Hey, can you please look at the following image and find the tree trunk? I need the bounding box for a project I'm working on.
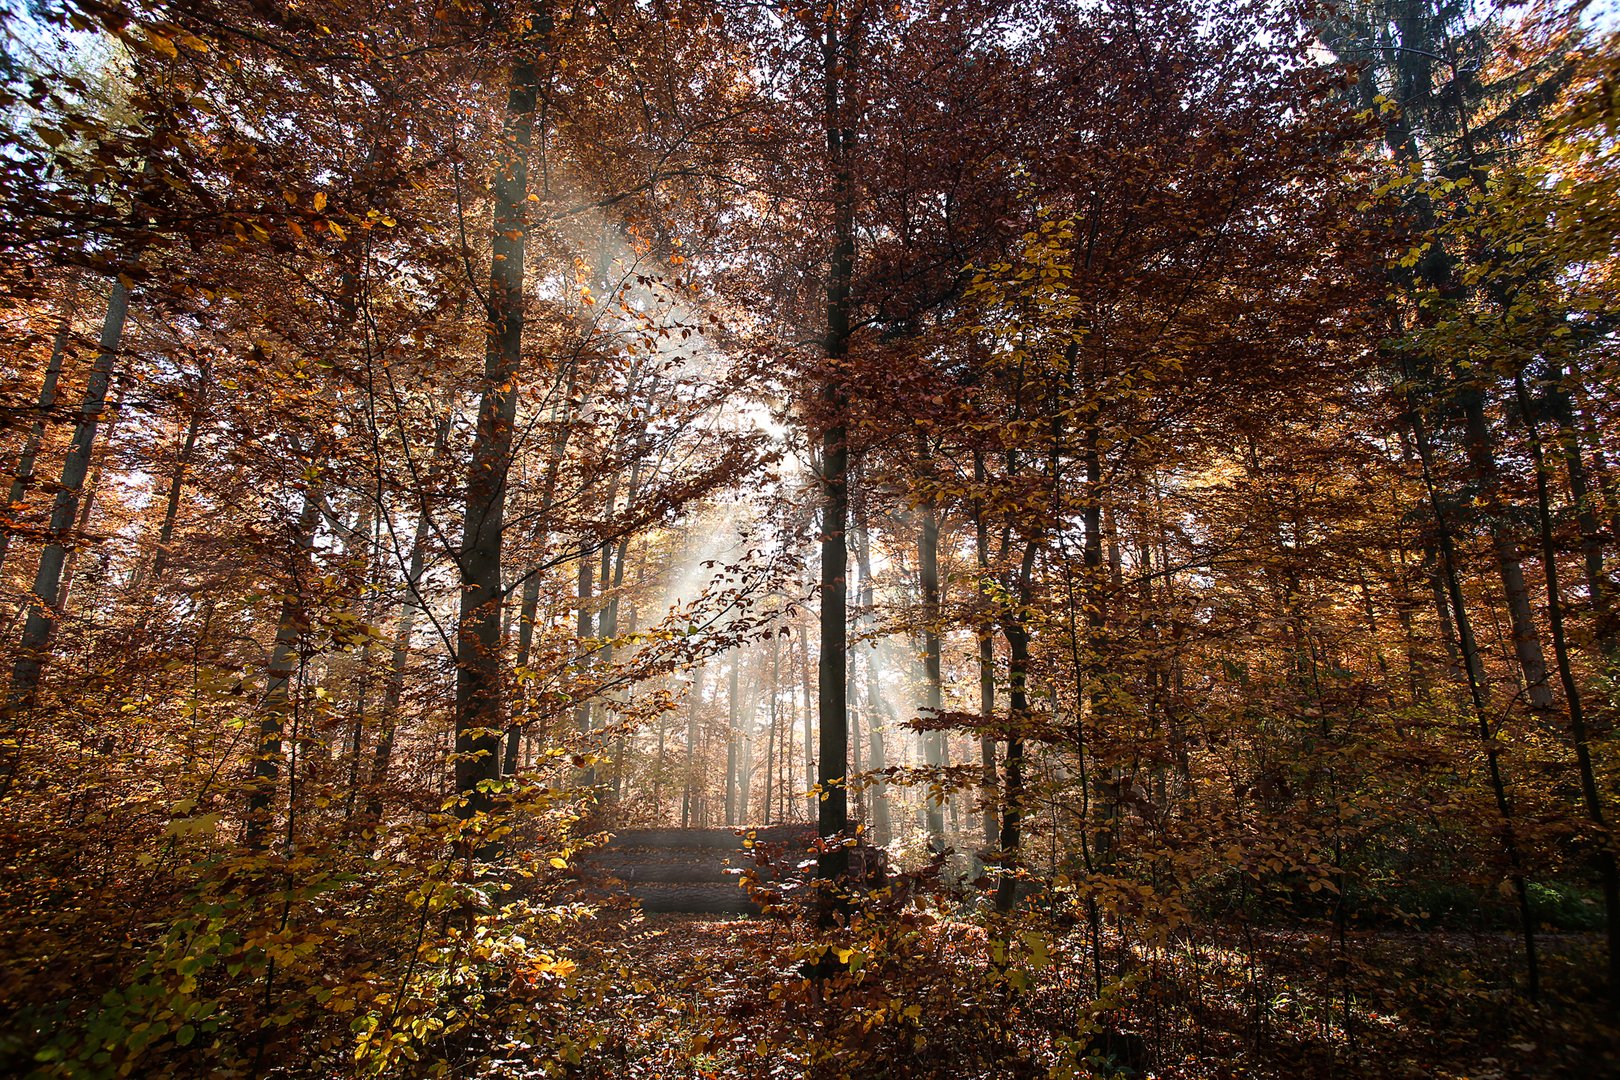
[0,315,71,581]
[854,526,893,847]
[56,381,128,615]
[454,59,539,859]
[682,665,702,828]
[972,450,999,851]
[1459,386,1554,714]
[918,488,946,851]
[246,493,321,850]
[1546,359,1616,659]
[1410,397,1540,1000]
[4,279,128,727]
[144,364,208,589]
[725,652,738,825]
[816,18,854,892]
[995,541,1038,914]
[800,621,815,824]
[1514,371,1618,1011]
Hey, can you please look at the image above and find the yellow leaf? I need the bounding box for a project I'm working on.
[314,191,328,212]
[143,27,179,59]
[328,220,347,241]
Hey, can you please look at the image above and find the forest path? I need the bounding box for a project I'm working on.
[584,825,814,914]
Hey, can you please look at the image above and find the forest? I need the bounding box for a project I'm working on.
[0,0,1618,1075]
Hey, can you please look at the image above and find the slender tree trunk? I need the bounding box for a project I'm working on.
[144,365,208,590]
[454,59,539,858]
[247,494,321,850]
[1546,359,1616,659]
[1459,386,1555,714]
[0,315,71,580]
[995,542,1038,912]
[364,407,451,832]
[995,542,1038,914]
[851,524,892,843]
[800,621,815,824]
[725,652,738,825]
[1514,372,1619,1010]
[972,450,999,851]
[1410,397,1540,1000]
[57,380,127,615]
[918,483,946,850]
[574,542,594,745]
[4,280,128,734]
[682,665,702,828]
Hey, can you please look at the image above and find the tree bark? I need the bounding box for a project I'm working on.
[816,16,854,893]
[995,541,1038,914]
[682,664,702,828]
[454,59,539,859]
[854,522,892,846]
[1514,371,1618,1011]
[0,315,71,581]
[246,493,321,850]
[918,487,946,850]
[1410,397,1540,1000]
[5,279,128,724]
[1459,386,1555,714]
[145,365,208,589]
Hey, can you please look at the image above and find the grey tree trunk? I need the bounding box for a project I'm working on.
[681,665,702,828]
[1459,386,1554,714]
[1546,360,1615,659]
[725,653,738,825]
[454,60,539,858]
[800,622,815,823]
[5,280,128,720]
[56,381,128,615]
[853,522,892,845]
[1514,372,1618,1012]
[144,365,208,588]
[246,493,321,850]
[972,451,999,851]
[1410,397,1540,1000]
[0,315,71,580]
[918,492,946,850]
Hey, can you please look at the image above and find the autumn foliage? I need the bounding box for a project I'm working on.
[0,0,1617,1077]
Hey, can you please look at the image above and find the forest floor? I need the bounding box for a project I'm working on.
[521,910,1620,1080]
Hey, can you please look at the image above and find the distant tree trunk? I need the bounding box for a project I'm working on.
[682,665,702,828]
[454,58,539,859]
[765,634,779,824]
[1458,386,1554,714]
[364,407,451,833]
[972,450,999,851]
[0,315,71,581]
[143,364,208,589]
[246,493,321,850]
[1546,359,1616,659]
[918,485,946,851]
[853,522,892,845]
[800,621,815,823]
[574,542,594,746]
[4,279,128,731]
[995,541,1038,914]
[504,357,580,771]
[725,653,738,825]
